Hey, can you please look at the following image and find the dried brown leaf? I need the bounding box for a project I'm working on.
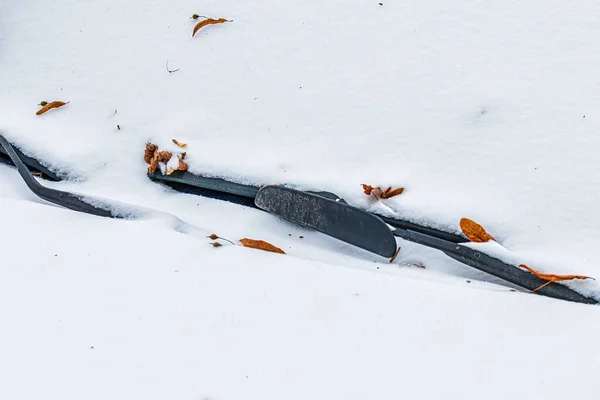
[144,143,158,164]
[380,187,404,199]
[148,153,160,173]
[519,264,594,292]
[239,238,286,254]
[362,184,377,195]
[192,17,232,37]
[211,242,223,247]
[172,139,188,148]
[166,155,188,175]
[459,218,496,243]
[362,184,404,200]
[157,151,172,162]
[178,156,188,171]
[147,150,173,173]
[36,101,69,115]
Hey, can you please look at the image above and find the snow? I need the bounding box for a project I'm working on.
[1,1,600,399]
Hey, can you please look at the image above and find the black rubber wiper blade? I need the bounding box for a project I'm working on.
[0,133,127,218]
[255,185,398,258]
[148,170,259,198]
[380,215,466,243]
[4,134,597,304]
[149,170,469,244]
[0,138,62,181]
[392,228,598,305]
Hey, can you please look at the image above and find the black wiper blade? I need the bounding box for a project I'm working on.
[0,138,62,181]
[148,170,259,198]
[149,170,469,244]
[5,134,596,304]
[392,228,598,305]
[0,133,129,218]
[380,215,466,243]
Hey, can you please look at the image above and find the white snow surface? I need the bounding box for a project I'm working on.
[1,1,600,399]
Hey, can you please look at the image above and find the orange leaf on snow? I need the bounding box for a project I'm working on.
[192,17,232,37]
[172,139,188,148]
[166,154,188,175]
[148,150,173,173]
[36,101,69,115]
[362,184,376,195]
[459,218,496,243]
[362,184,405,200]
[381,186,404,199]
[144,142,188,175]
[519,264,594,283]
[239,238,286,254]
[144,143,158,164]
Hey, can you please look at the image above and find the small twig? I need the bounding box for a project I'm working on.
[206,233,235,245]
[166,60,180,74]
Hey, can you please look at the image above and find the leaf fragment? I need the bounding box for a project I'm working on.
[381,187,404,198]
[144,143,158,164]
[172,139,188,148]
[165,154,188,175]
[211,242,223,247]
[362,184,375,195]
[144,142,189,175]
[148,150,173,173]
[239,238,286,254]
[459,218,496,243]
[36,101,69,116]
[362,184,405,200]
[518,264,594,292]
[192,17,232,37]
